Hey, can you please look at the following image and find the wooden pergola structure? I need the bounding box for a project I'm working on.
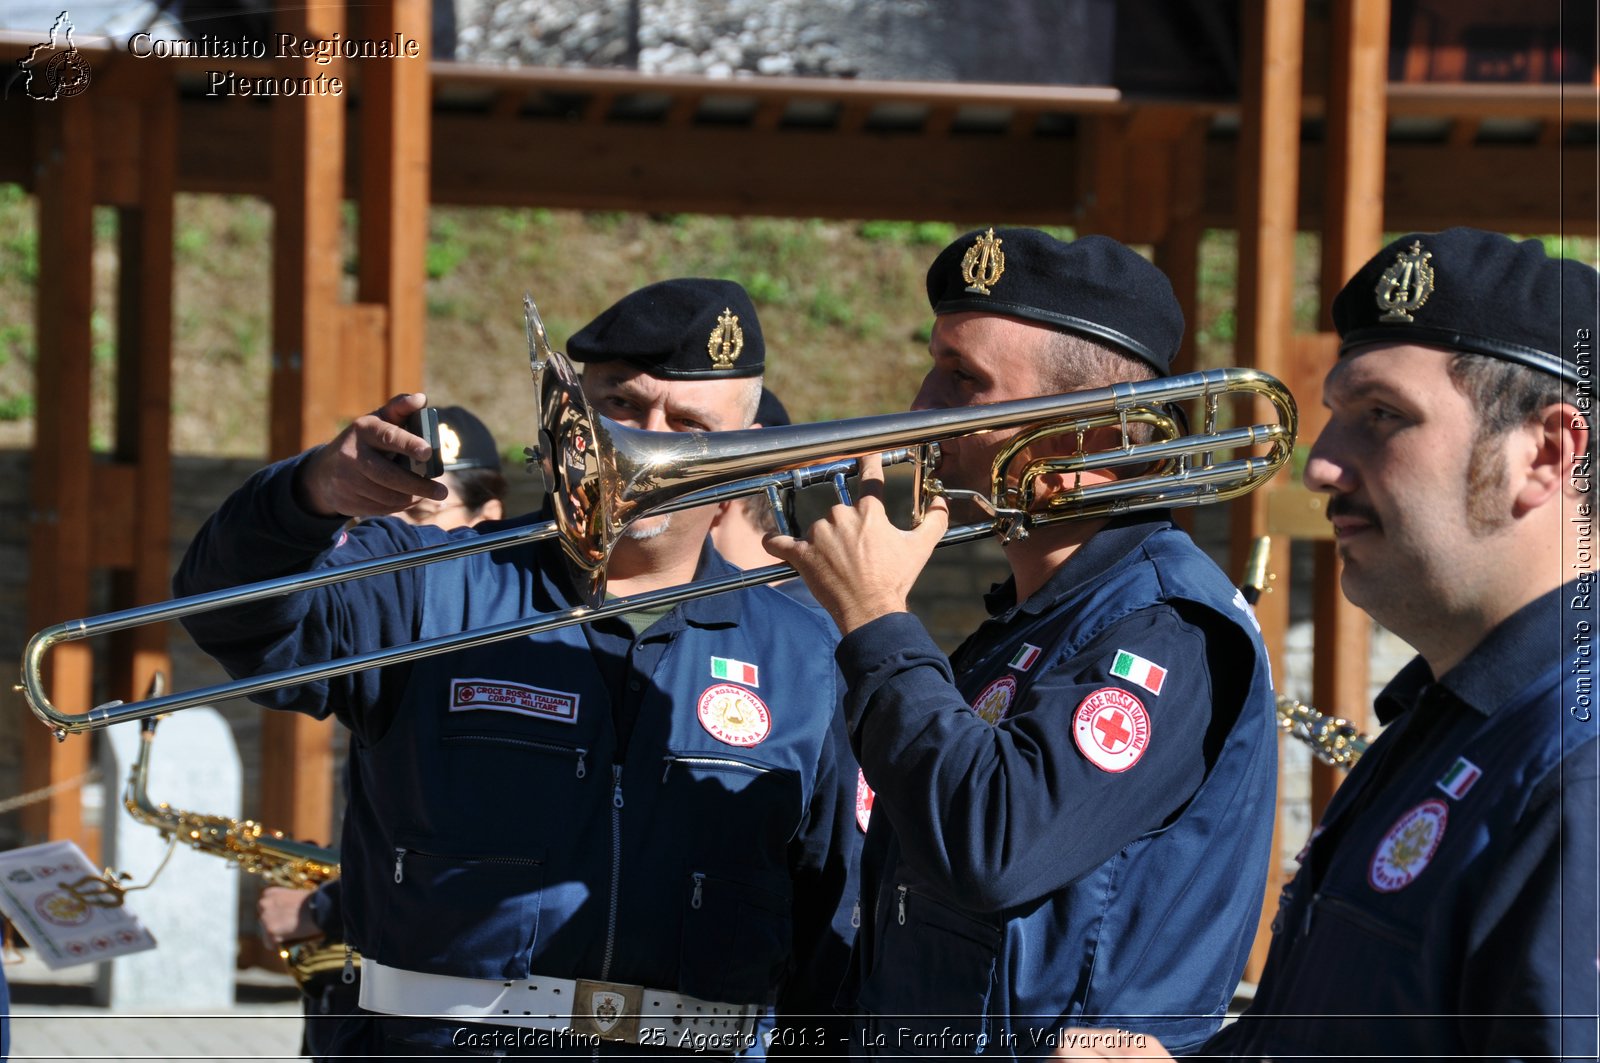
[2,0,1594,973]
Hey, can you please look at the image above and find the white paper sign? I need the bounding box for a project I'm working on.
[0,840,157,969]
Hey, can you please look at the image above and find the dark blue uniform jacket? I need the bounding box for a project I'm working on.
[837,516,1278,1057]
[1208,580,1600,1062]
[175,453,860,1057]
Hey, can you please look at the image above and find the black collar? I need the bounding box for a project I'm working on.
[1374,581,1573,725]
[981,513,1172,621]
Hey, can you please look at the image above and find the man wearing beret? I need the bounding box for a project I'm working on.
[1054,230,1600,1060]
[769,228,1279,1056]
[175,278,860,1058]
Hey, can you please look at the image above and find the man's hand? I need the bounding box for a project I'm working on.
[258,885,321,946]
[295,392,449,518]
[764,453,949,634]
[1050,1029,1171,1060]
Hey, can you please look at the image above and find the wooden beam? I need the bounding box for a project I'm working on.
[24,101,96,854]
[357,0,432,401]
[108,74,177,726]
[264,1,349,846]
[1309,0,1388,822]
[1233,0,1305,985]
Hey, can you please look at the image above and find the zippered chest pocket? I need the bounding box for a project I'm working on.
[376,842,549,982]
[659,753,804,865]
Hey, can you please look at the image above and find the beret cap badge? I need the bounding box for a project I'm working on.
[961,228,1006,295]
[438,422,463,467]
[707,308,745,369]
[1374,240,1435,324]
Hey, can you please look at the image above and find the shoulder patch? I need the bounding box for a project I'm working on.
[1109,649,1167,695]
[697,684,772,747]
[1072,687,1151,773]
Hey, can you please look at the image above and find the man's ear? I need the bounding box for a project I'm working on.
[481,498,505,522]
[1515,403,1588,511]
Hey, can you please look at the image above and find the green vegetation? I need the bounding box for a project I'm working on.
[0,189,1593,459]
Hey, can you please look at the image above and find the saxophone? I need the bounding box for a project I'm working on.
[124,715,355,985]
[1275,694,1370,767]
[1241,537,1375,769]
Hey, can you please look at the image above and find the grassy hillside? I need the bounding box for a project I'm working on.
[0,186,1591,464]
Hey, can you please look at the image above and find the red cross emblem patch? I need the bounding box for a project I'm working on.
[1072,687,1151,773]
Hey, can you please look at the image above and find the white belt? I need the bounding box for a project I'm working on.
[361,960,763,1049]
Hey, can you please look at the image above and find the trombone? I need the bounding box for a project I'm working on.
[23,296,1298,738]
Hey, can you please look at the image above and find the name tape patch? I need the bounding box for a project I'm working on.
[450,679,579,724]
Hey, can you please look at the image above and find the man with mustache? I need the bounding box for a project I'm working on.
[1053,229,1599,1059]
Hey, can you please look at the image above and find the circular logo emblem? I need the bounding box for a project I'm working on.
[856,769,875,833]
[47,50,93,99]
[1369,798,1448,892]
[971,675,1017,725]
[1072,687,1151,773]
[696,684,772,747]
[35,890,90,928]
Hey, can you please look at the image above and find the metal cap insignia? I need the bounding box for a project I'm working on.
[1374,240,1435,323]
[707,308,744,369]
[438,422,462,467]
[960,227,1006,295]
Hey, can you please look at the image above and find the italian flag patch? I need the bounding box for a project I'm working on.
[1435,757,1482,800]
[1009,644,1042,672]
[710,656,759,688]
[1110,650,1167,695]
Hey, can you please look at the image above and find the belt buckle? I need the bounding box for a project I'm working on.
[571,978,644,1043]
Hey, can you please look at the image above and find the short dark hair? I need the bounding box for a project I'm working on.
[451,466,509,514]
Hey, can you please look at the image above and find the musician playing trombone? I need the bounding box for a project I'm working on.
[1053,231,1600,1060]
[768,228,1280,1056]
[175,279,860,1058]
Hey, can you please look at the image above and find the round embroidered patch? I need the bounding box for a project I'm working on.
[1369,798,1448,892]
[697,683,772,747]
[856,769,875,833]
[971,675,1017,724]
[1072,687,1151,773]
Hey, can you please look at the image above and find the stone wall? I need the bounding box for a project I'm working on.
[457,0,1117,84]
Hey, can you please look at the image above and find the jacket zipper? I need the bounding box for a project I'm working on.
[391,844,543,885]
[443,735,588,778]
[600,764,625,979]
[660,754,772,783]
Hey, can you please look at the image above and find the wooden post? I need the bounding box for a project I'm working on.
[1310,0,1389,821]
[109,70,177,741]
[357,0,432,399]
[265,1,350,845]
[24,101,97,854]
[1233,0,1305,983]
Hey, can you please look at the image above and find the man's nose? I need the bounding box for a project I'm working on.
[1302,432,1351,494]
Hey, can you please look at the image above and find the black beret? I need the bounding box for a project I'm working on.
[1334,227,1599,384]
[435,405,500,472]
[925,228,1184,375]
[567,277,764,379]
[754,387,792,428]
